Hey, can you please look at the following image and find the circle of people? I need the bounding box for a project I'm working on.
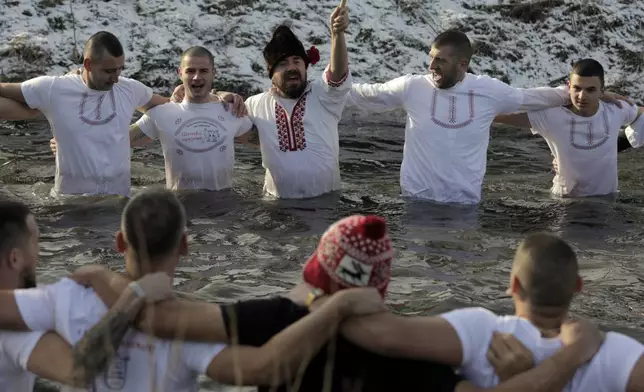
[0,3,643,392]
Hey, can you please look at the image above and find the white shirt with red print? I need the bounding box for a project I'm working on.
[245,65,352,199]
[347,74,571,204]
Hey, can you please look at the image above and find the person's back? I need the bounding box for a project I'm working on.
[16,277,224,392]
[442,307,643,391]
[222,296,462,392]
[135,100,253,191]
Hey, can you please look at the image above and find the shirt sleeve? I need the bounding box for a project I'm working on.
[0,331,47,371]
[439,307,498,367]
[13,284,59,331]
[347,74,410,112]
[620,103,638,126]
[235,116,254,137]
[128,79,154,109]
[599,332,644,391]
[20,76,56,110]
[527,109,553,137]
[315,64,353,118]
[625,114,644,148]
[180,341,227,374]
[482,75,569,114]
[135,112,160,139]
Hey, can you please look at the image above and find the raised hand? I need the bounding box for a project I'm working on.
[330,0,349,35]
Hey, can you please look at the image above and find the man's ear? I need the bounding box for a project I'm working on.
[115,231,127,254]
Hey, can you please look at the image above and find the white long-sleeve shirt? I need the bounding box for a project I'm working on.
[348,73,570,204]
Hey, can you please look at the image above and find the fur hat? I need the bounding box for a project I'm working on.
[302,215,393,298]
[263,25,320,78]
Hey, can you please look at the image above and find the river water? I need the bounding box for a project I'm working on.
[1,110,643,391]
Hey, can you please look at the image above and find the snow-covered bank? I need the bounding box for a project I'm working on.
[1,0,642,102]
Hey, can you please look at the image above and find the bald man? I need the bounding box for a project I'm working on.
[0,31,168,197]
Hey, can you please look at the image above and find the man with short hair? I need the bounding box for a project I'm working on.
[0,189,386,391]
[71,215,605,392]
[346,30,628,204]
[0,200,174,390]
[119,46,255,191]
[0,31,169,197]
[494,58,643,198]
[337,232,644,391]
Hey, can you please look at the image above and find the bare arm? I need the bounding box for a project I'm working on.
[206,288,382,386]
[234,126,260,148]
[26,333,85,388]
[137,93,170,114]
[0,291,30,331]
[129,123,153,147]
[455,344,589,392]
[340,312,464,366]
[627,355,644,392]
[0,96,40,120]
[0,83,27,103]
[70,267,229,342]
[493,113,531,129]
[328,4,349,82]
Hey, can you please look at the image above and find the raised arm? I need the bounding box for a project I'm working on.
[493,113,531,129]
[347,75,409,112]
[205,287,386,386]
[328,1,349,82]
[0,96,40,120]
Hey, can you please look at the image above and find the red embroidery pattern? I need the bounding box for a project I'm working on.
[325,69,349,88]
[275,94,308,152]
[79,91,117,126]
[431,89,475,129]
[569,110,610,150]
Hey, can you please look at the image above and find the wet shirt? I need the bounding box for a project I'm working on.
[136,101,253,191]
[21,74,153,197]
[348,74,570,204]
[221,296,463,392]
[245,65,352,199]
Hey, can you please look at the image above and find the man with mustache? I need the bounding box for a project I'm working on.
[169,2,351,199]
[494,59,644,198]
[346,30,629,205]
[0,31,168,197]
[0,200,175,390]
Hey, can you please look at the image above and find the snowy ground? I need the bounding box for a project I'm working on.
[0,0,643,101]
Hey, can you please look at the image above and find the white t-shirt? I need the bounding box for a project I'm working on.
[348,74,570,204]
[527,102,638,197]
[0,330,46,391]
[136,101,253,191]
[625,112,644,148]
[245,65,352,199]
[14,278,225,392]
[21,75,153,197]
[441,307,644,391]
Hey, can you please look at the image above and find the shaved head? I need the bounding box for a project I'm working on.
[83,31,124,62]
[512,233,579,309]
[180,46,214,68]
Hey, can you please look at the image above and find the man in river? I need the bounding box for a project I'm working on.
[337,232,644,391]
[0,189,387,390]
[493,59,643,198]
[0,31,169,197]
[68,214,606,392]
[172,1,351,199]
[346,29,630,205]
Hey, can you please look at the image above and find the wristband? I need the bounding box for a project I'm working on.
[128,281,146,298]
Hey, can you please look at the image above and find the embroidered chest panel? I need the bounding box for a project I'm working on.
[430,89,475,129]
[569,110,610,150]
[275,94,308,152]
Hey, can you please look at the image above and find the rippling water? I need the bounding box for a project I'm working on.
[2,111,644,391]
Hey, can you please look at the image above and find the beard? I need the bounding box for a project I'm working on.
[277,71,307,99]
[21,270,36,289]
